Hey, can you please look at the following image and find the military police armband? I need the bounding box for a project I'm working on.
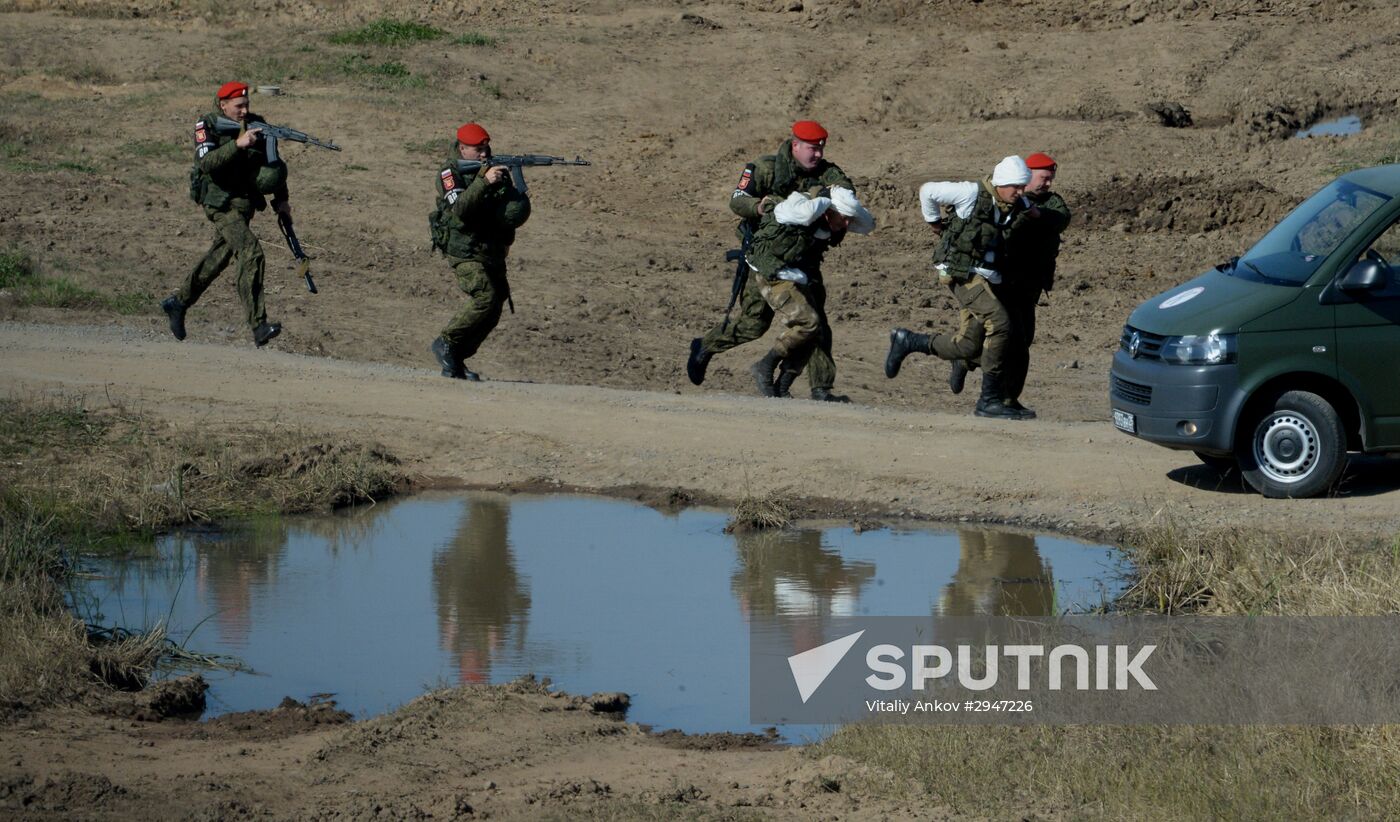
[440,168,464,203]
[194,120,215,158]
[732,163,756,198]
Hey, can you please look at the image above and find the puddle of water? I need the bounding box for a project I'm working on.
[1294,114,1363,138]
[81,491,1129,741]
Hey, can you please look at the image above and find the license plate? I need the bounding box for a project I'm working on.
[1113,409,1136,434]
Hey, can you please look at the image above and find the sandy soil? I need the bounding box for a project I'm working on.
[3,0,1400,817]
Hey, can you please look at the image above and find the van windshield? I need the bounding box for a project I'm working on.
[1234,179,1392,285]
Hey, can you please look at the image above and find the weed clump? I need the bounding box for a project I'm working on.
[724,493,792,534]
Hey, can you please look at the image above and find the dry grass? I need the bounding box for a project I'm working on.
[724,492,793,534]
[0,395,407,716]
[0,395,403,539]
[820,724,1400,819]
[1116,511,1400,616]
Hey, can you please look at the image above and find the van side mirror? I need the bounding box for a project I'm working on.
[1338,259,1387,291]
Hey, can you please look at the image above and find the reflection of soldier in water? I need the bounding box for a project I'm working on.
[193,522,288,647]
[938,529,1055,616]
[732,529,876,653]
[432,497,530,684]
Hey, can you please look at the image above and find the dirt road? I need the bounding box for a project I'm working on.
[5,322,1399,539]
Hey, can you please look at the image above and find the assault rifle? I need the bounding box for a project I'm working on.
[720,221,755,331]
[452,153,590,195]
[276,211,318,294]
[212,116,341,164]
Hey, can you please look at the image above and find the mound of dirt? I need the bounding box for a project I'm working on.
[191,695,353,741]
[1075,175,1295,235]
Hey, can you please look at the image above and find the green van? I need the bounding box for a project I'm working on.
[1109,165,1400,498]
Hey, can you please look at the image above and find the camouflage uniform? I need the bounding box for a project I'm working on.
[431,159,531,370]
[697,140,853,396]
[925,179,1023,379]
[747,210,827,362]
[181,109,288,331]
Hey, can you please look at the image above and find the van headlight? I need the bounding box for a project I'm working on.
[1160,332,1237,365]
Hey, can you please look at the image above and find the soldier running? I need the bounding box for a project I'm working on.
[163,81,289,347]
[688,120,858,401]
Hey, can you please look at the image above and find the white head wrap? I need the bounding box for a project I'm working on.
[991,155,1031,186]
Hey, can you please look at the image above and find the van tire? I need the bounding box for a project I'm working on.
[1237,390,1346,498]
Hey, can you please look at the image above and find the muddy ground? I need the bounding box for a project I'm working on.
[3,0,1400,818]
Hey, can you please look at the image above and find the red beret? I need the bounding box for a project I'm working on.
[1025,152,1057,170]
[791,120,828,144]
[456,122,490,146]
[217,81,249,101]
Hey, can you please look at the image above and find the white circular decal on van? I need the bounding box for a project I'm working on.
[1159,287,1204,309]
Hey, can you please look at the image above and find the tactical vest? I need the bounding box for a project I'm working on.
[188,112,270,211]
[933,184,1014,282]
[428,162,528,264]
[737,143,852,238]
[747,218,824,283]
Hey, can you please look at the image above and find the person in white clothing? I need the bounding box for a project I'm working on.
[884,156,1031,420]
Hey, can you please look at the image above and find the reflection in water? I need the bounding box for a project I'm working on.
[193,523,284,647]
[732,529,876,618]
[433,498,531,684]
[84,492,1128,734]
[938,529,1056,616]
[732,529,876,658]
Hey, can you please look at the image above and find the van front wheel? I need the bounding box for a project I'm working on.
[1237,391,1346,498]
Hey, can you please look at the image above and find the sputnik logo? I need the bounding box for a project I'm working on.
[787,630,864,703]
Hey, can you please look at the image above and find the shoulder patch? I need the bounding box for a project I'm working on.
[194,123,208,144]
[440,168,456,192]
[734,163,756,195]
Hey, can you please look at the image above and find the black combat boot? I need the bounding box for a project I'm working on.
[431,337,465,379]
[884,328,930,378]
[775,367,799,399]
[161,295,187,341]
[460,363,482,382]
[749,349,783,398]
[948,360,969,395]
[686,338,711,386]
[1005,399,1037,420]
[811,388,851,403]
[252,321,282,348]
[974,373,1022,419]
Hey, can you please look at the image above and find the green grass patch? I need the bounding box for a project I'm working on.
[0,247,153,314]
[481,81,503,99]
[335,55,426,89]
[330,19,445,47]
[345,163,369,171]
[451,31,498,47]
[120,139,185,162]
